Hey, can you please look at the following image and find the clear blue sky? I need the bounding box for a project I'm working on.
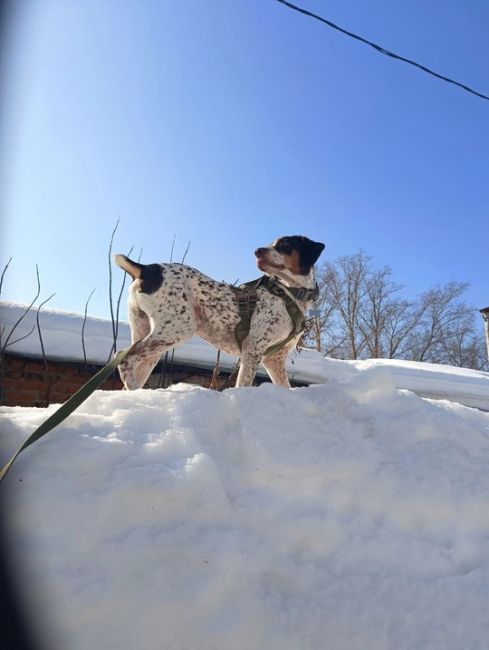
[1,0,488,321]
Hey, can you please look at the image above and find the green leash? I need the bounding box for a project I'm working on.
[0,344,135,484]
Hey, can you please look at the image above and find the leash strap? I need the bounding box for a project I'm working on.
[0,344,136,484]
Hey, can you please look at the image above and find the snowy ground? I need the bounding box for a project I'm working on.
[2,367,489,649]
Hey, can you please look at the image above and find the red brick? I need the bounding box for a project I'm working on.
[23,361,44,373]
[2,354,128,407]
[7,358,25,370]
[12,379,46,392]
[4,392,41,406]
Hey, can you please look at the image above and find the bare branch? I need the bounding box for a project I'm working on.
[112,244,134,355]
[210,350,221,390]
[0,257,13,297]
[1,264,42,352]
[4,325,36,349]
[181,241,191,264]
[0,262,41,405]
[107,220,134,362]
[108,218,120,359]
[81,288,95,368]
[36,289,56,406]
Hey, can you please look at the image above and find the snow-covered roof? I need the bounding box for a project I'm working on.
[1,301,488,411]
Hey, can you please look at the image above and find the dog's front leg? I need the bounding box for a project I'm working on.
[235,351,261,387]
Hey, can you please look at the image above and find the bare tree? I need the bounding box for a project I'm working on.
[481,308,489,363]
[316,252,377,359]
[357,267,405,358]
[315,252,487,371]
[408,282,472,363]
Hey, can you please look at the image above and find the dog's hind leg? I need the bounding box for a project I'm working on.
[119,316,195,390]
[261,346,292,388]
[119,339,165,390]
[120,330,194,389]
[127,303,151,343]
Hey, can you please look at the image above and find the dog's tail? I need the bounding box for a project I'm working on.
[114,254,144,280]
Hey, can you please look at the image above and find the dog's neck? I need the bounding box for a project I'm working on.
[269,267,317,291]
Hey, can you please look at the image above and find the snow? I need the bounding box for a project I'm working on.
[2,301,489,411]
[2,368,489,649]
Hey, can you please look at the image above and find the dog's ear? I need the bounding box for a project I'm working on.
[298,238,325,270]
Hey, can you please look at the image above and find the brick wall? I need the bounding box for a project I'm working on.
[1,354,124,407]
[1,353,303,408]
[0,353,240,408]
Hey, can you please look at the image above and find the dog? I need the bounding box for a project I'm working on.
[115,235,325,389]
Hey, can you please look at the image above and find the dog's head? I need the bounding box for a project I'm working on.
[255,236,325,281]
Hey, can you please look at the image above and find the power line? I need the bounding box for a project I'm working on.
[276,0,489,102]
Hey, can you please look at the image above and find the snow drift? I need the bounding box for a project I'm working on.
[2,368,489,650]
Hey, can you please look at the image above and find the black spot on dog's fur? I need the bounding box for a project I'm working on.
[140,264,164,294]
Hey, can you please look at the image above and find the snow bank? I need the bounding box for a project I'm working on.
[2,371,489,649]
[318,356,489,412]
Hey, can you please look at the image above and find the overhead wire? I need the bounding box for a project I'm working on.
[276,0,489,102]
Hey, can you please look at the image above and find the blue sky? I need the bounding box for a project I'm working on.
[1,0,488,321]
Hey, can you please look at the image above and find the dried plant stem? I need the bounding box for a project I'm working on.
[4,326,36,349]
[35,279,55,406]
[1,265,41,352]
[209,350,221,390]
[181,241,191,264]
[113,245,133,354]
[0,261,41,404]
[0,257,12,296]
[82,288,95,368]
[107,218,120,360]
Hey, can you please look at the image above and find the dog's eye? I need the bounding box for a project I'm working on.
[275,242,292,254]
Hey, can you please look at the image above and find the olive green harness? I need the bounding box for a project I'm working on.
[232,276,319,357]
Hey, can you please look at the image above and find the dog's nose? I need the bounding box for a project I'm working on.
[255,247,267,257]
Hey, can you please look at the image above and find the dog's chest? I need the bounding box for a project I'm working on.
[190,273,292,350]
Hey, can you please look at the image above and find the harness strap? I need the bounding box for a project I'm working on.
[232,276,317,356]
[232,278,263,352]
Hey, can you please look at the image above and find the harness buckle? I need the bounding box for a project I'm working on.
[297,284,319,302]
